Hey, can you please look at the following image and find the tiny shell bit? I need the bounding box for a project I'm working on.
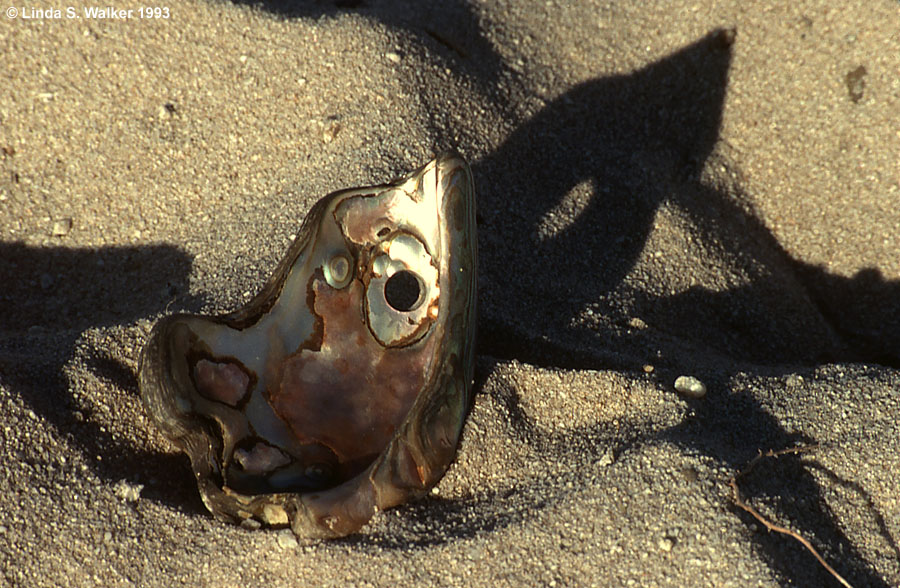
[139,153,477,538]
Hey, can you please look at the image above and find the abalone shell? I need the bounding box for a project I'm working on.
[138,153,476,538]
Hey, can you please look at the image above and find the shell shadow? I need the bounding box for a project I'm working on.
[0,242,208,514]
[471,27,900,371]
[437,29,896,585]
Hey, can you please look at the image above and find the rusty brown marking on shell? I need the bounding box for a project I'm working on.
[138,152,477,538]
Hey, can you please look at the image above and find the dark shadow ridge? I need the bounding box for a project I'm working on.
[797,266,900,368]
[0,242,207,515]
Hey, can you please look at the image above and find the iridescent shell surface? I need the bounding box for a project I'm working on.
[139,153,476,538]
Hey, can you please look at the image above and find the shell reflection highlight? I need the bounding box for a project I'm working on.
[139,153,476,538]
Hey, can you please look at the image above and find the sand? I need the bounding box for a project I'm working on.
[1,0,899,585]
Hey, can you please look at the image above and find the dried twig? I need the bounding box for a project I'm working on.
[729,446,854,588]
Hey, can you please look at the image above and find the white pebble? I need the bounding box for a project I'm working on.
[674,376,706,398]
[276,529,298,550]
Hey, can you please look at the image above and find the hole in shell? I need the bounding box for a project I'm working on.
[376,227,391,238]
[384,270,422,312]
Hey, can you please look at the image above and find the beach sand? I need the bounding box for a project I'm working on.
[1,1,899,585]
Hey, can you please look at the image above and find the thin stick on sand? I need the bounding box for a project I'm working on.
[729,446,854,588]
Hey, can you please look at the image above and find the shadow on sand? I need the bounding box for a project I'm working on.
[0,242,208,513]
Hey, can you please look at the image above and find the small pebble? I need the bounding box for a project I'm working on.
[845,65,867,103]
[681,466,699,483]
[157,103,176,119]
[385,51,401,64]
[51,218,73,236]
[674,375,706,398]
[786,374,804,388]
[275,529,298,550]
[596,448,615,467]
[113,480,144,502]
[658,537,675,552]
[322,121,341,144]
[262,504,289,526]
[628,317,647,330]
